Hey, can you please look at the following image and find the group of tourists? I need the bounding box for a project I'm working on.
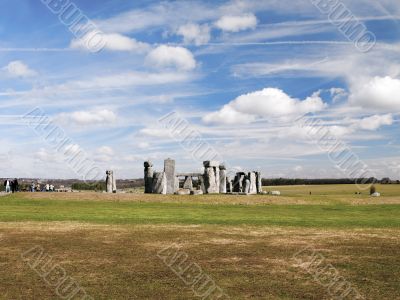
[3,179,19,193]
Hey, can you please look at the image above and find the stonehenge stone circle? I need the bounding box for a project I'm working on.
[143,159,262,195]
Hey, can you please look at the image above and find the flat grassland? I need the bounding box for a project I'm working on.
[0,184,399,299]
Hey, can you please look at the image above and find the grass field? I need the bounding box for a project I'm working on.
[0,184,399,299]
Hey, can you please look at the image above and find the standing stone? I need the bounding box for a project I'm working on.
[204,166,217,193]
[164,159,176,194]
[233,174,240,193]
[238,173,245,192]
[249,172,257,195]
[199,175,206,193]
[203,161,220,194]
[183,176,193,191]
[219,165,227,194]
[152,172,167,194]
[175,177,180,192]
[112,172,117,193]
[256,172,262,194]
[106,170,113,193]
[227,179,233,193]
[215,166,220,193]
[144,161,154,194]
[244,178,251,194]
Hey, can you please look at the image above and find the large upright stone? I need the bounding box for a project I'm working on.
[249,172,257,194]
[183,176,193,191]
[152,172,167,194]
[227,179,233,193]
[199,175,206,193]
[203,161,219,194]
[112,172,117,193]
[144,161,154,194]
[164,158,176,194]
[244,178,251,194]
[256,172,262,194]
[233,173,240,192]
[106,170,113,193]
[233,172,245,192]
[219,165,227,194]
[204,166,217,193]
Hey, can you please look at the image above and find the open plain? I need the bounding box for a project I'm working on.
[0,184,399,299]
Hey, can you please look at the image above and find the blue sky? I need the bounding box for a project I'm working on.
[0,0,400,179]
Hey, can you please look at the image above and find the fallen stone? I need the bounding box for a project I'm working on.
[176,189,191,195]
[190,190,203,195]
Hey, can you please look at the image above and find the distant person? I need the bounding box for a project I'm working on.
[13,179,19,193]
[4,179,10,193]
[50,184,54,192]
[45,184,50,192]
[31,182,35,192]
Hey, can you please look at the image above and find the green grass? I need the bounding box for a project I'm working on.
[1,193,400,228]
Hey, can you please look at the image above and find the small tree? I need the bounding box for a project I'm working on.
[370,185,376,195]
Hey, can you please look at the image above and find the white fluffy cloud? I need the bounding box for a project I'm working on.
[70,32,149,52]
[94,146,115,162]
[177,23,211,45]
[349,76,400,111]
[59,109,117,126]
[203,88,326,124]
[145,45,196,71]
[356,114,393,131]
[215,14,257,32]
[3,61,37,78]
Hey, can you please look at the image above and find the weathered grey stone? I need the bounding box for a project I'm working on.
[176,173,202,177]
[215,167,220,192]
[176,189,191,195]
[239,174,245,192]
[204,167,218,193]
[227,179,233,193]
[144,161,154,194]
[106,170,113,193]
[199,175,206,193]
[233,173,245,193]
[249,172,257,195]
[112,172,117,193]
[219,165,227,194]
[164,158,176,194]
[256,172,262,194]
[183,176,193,191]
[152,172,167,194]
[271,191,281,196]
[144,161,153,168]
[190,190,203,195]
[244,178,251,194]
[203,161,220,168]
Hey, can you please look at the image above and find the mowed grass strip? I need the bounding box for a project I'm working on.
[0,194,399,227]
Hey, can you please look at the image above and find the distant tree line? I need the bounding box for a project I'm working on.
[71,182,106,191]
[260,178,398,186]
